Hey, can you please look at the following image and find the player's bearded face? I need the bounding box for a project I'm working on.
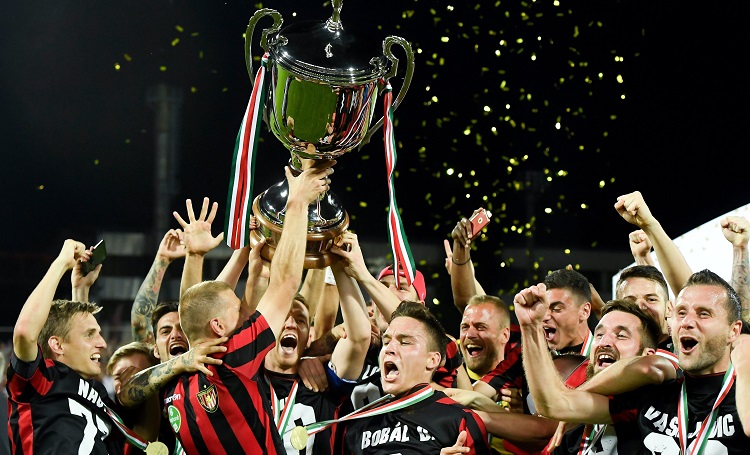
[459,303,506,375]
[672,286,735,374]
[587,310,646,377]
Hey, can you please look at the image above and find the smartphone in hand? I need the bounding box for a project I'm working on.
[81,240,107,276]
[469,208,492,239]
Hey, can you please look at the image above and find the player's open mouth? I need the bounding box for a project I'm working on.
[383,361,399,381]
[680,336,698,353]
[465,344,484,358]
[280,334,298,354]
[169,343,188,356]
[90,353,101,363]
[543,327,556,341]
[596,352,617,368]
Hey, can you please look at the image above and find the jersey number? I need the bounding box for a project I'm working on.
[68,399,110,454]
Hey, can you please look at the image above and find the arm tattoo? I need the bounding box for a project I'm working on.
[731,247,750,319]
[131,258,169,342]
[124,356,181,405]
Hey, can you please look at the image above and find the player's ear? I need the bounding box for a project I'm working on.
[153,343,161,360]
[209,318,226,337]
[48,336,64,356]
[426,351,441,370]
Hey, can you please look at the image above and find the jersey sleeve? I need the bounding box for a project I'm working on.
[480,344,524,391]
[433,338,463,388]
[458,408,492,455]
[7,345,51,401]
[222,310,277,376]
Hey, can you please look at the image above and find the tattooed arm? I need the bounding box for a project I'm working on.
[118,337,227,407]
[722,216,750,319]
[131,229,186,343]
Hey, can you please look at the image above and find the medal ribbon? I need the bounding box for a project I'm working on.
[103,404,149,451]
[577,424,606,455]
[303,384,433,437]
[224,53,269,249]
[382,82,416,286]
[580,330,593,357]
[270,379,300,436]
[677,364,735,455]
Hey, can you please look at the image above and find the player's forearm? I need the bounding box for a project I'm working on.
[330,268,370,380]
[359,275,402,322]
[578,355,675,396]
[450,240,477,313]
[520,323,568,415]
[217,247,250,290]
[268,200,307,291]
[478,411,557,447]
[131,257,169,342]
[119,355,188,407]
[731,244,750,320]
[642,221,692,296]
[72,285,90,303]
[14,259,69,360]
[180,253,204,298]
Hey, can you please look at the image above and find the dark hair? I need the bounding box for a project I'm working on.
[391,301,448,363]
[683,269,742,323]
[151,301,179,334]
[616,265,670,299]
[544,268,592,303]
[601,299,661,350]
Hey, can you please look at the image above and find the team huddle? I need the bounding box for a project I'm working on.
[6,169,750,454]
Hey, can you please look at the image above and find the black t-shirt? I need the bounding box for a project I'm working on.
[610,371,749,454]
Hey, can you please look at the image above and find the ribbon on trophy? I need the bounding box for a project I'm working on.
[382,81,416,286]
[224,53,269,249]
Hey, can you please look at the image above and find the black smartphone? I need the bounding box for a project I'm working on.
[81,240,106,276]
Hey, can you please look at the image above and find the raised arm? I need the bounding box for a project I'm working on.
[71,243,102,303]
[629,229,655,266]
[449,211,486,314]
[14,240,89,362]
[300,267,340,341]
[255,162,333,338]
[328,259,371,380]
[615,191,692,296]
[330,231,401,322]
[721,216,750,319]
[514,283,613,424]
[577,353,676,396]
[731,334,750,436]
[131,229,185,343]
[173,197,225,298]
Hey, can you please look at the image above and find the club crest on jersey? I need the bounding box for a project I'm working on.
[197,383,219,413]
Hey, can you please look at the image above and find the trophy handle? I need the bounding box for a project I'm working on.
[359,36,415,149]
[245,8,283,82]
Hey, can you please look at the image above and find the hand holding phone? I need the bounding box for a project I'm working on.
[469,208,492,239]
[81,240,107,276]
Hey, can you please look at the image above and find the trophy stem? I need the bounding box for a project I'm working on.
[327,0,344,31]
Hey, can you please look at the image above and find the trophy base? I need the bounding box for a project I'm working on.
[249,195,350,269]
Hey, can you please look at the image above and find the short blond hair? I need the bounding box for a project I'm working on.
[39,300,102,359]
[180,281,234,341]
[106,341,157,375]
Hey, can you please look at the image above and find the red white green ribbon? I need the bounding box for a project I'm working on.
[104,404,149,451]
[677,364,735,455]
[577,424,606,455]
[302,384,433,437]
[270,379,300,436]
[224,53,269,249]
[382,82,416,286]
[580,330,593,357]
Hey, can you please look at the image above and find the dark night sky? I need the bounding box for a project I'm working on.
[1,1,749,328]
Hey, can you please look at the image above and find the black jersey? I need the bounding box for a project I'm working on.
[337,388,491,455]
[7,346,124,455]
[610,371,749,454]
[258,364,355,454]
[160,310,283,455]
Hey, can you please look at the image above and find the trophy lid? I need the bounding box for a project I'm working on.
[270,19,388,84]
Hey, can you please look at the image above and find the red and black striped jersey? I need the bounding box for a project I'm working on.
[7,346,124,455]
[160,310,282,455]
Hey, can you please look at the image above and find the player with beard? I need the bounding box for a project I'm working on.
[516,269,750,454]
[336,301,491,455]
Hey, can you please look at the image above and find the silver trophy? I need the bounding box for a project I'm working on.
[244,0,415,268]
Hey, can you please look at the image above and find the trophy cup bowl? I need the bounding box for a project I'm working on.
[245,0,414,268]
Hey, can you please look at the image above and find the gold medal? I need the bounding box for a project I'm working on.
[145,441,169,455]
[290,425,309,450]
